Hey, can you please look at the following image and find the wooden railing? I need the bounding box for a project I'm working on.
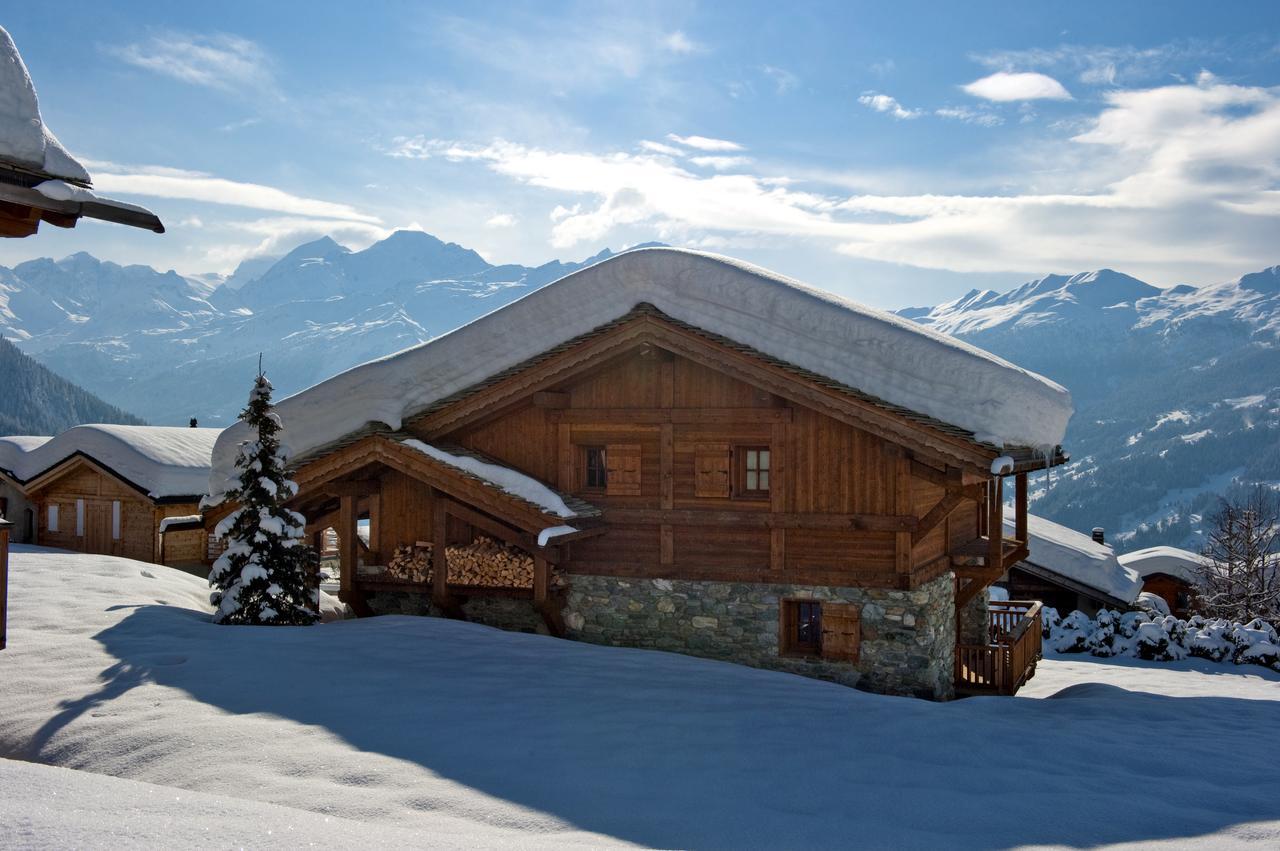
[955,600,1042,696]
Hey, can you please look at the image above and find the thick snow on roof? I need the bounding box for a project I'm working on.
[0,27,90,183]
[1005,509,1143,604]
[3,425,220,498]
[1118,545,1207,583]
[402,439,578,518]
[209,249,1072,500]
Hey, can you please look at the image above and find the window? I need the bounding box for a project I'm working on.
[735,446,771,497]
[111,501,122,540]
[582,446,607,490]
[76,498,85,536]
[781,600,822,656]
[47,504,59,533]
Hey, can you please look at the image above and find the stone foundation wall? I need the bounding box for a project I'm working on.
[957,586,991,645]
[365,590,548,634]
[563,573,956,700]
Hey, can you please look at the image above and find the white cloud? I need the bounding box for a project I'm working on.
[203,217,390,270]
[963,71,1073,102]
[109,31,276,95]
[934,106,1003,126]
[858,92,922,119]
[689,155,753,170]
[970,40,1236,87]
[389,77,1280,283]
[666,133,745,152]
[661,31,700,55]
[89,165,382,223]
[485,212,518,228]
[639,140,684,156]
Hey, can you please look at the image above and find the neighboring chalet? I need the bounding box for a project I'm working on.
[0,26,163,237]
[205,249,1074,699]
[0,435,48,543]
[1118,546,1205,618]
[0,425,219,567]
[996,512,1142,617]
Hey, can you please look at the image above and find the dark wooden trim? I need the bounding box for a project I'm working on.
[913,491,963,546]
[323,479,381,497]
[1015,472,1028,545]
[532,391,570,408]
[603,508,917,532]
[565,559,900,589]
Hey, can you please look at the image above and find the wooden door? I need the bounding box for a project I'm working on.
[83,499,113,555]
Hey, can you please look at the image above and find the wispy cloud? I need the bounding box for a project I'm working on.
[89,163,381,223]
[485,212,518,228]
[666,133,745,151]
[388,74,1280,282]
[963,71,1073,102]
[934,106,1003,126]
[661,30,701,55]
[638,140,684,156]
[108,31,277,95]
[762,65,799,94]
[689,155,753,170]
[970,39,1251,86]
[858,92,922,119]
[204,217,390,269]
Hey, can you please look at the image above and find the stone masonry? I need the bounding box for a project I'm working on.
[563,572,957,700]
[957,586,991,646]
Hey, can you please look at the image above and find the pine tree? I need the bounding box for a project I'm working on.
[209,373,319,625]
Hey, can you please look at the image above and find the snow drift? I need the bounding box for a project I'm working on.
[0,425,220,498]
[209,248,1073,501]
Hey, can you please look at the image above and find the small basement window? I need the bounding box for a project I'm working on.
[735,446,771,498]
[582,446,607,491]
[781,599,822,656]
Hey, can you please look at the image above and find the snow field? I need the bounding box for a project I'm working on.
[1,546,1278,849]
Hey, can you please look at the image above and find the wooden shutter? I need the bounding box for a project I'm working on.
[694,443,731,498]
[821,602,862,663]
[606,443,642,496]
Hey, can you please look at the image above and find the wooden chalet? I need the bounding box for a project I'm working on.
[3,425,219,568]
[206,249,1073,699]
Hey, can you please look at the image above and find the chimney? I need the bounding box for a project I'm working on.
[1091,527,1105,545]
[189,418,198,428]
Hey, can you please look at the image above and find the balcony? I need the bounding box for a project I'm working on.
[955,600,1043,696]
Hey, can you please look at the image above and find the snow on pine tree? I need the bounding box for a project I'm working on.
[209,374,319,625]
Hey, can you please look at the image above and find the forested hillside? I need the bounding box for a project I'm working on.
[0,336,145,434]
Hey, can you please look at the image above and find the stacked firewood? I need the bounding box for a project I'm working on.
[386,543,432,582]
[446,536,535,588]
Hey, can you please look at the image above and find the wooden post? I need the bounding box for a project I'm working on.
[987,475,1004,571]
[431,493,449,607]
[1015,472,1028,545]
[533,555,549,605]
[338,494,358,602]
[1,518,11,650]
[893,450,913,584]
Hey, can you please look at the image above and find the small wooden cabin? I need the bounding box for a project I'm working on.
[1118,546,1203,618]
[206,249,1072,699]
[997,513,1142,617]
[3,425,219,568]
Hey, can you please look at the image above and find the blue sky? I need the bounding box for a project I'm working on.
[4,1,1279,307]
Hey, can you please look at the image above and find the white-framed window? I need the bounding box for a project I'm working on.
[47,504,59,532]
[76,499,85,536]
[111,501,122,540]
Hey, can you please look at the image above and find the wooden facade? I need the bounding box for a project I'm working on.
[23,455,202,567]
[209,306,1059,696]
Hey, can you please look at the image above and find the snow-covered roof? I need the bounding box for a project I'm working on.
[401,439,580,519]
[209,249,1073,500]
[0,26,163,234]
[1005,510,1143,604]
[0,27,88,183]
[4,424,220,499]
[1117,546,1207,584]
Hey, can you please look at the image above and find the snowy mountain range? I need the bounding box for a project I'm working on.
[0,231,655,432]
[899,267,1280,550]
[1,232,1276,549]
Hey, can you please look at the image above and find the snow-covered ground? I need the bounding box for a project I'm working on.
[2,546,1278,849]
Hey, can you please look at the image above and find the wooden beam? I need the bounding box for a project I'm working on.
[338,495,358,603]
[660,524,674,565]
[912,491,963,546]
[660,423,674,510]
[431,491,451,608]
[604,508,917,532]
[551,407,793,424]
[987,476,1004,574]
[894,450,912,580]
[770,528,785,571]
[557,423,573,492]
[533,556,549,605]
[1015,472,1028,547]
[532,391,570,409]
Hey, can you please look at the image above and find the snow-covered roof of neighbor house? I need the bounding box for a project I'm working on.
[1005,509,1143,604]
[1117,546,1207,584]
[209,249,1073,501]
[3,424,220,499]
[0,26,163,234]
